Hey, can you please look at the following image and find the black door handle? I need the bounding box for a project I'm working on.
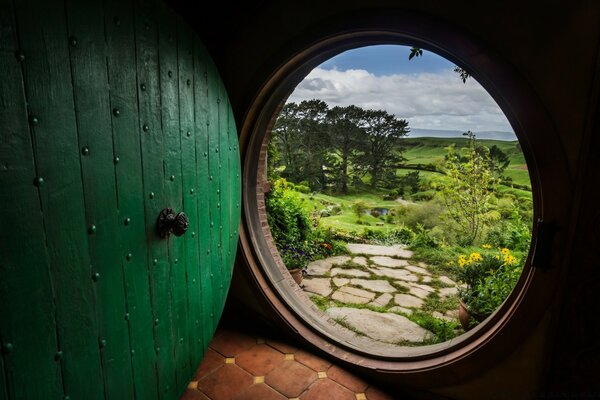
[157,208,189,238]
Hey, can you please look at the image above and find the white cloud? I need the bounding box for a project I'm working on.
[287,67,513,133]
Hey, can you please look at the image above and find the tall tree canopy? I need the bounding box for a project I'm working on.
[270,100,410,191]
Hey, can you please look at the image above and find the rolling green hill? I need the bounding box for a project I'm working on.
[400,137,530,188]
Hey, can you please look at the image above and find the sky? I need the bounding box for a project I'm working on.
[287,45,516,140]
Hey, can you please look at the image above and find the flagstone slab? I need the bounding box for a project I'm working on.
[438,287,459,298]
[369,267,419,281]
[389,306,414,315]
[331,268,370,278]
[394,294,425,308]
[331,286,376,304]
[346,244,413,259]
[302,278,332,297]
[352,256,368,266]
[306,259,333,276]
[408,283,436,293]
[350,279,397,293]
[438,276,458,286]
[405,265,431,275]
[332,278,349,287]
[407,286,433,299]
[432,311,456,322]
[326,307,433,343]
[370,256,409,268]
[305,256,352,276]
[369,293,393,307]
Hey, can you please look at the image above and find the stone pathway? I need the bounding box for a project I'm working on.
[302,243,461,345]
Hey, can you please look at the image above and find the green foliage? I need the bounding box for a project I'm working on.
[266,178,312,249]
[441,132,496,245]
[484,219,532,252]
[351,201,369,220]
[469,261,522,316]
[397,171,421,195]
[411,224,440,249]
[454,247,520,317]
[406,311,461,343]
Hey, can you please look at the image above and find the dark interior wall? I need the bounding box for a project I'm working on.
[169,0,600,397]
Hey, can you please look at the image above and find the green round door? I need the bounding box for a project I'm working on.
[0,0,240,399]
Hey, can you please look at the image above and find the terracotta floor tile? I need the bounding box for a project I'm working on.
[300,379,356,400]
[327,364,369,392]
[265,360,317,398]
[236,343,285,376]
[295,349,332,372]
[210,328,257,357]
[365,386,396,400]
[193,348,225,380]
[179,389,210,400]
[197,364,253,400]
[266,338,299,354]
[233,383,287,400]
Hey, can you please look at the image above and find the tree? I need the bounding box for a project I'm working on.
[355,109,409,188]
[442,132,495,245]
[326,105,365,193]
[488,145,510,177]
[352,201,369,220]
[295,100,330,190]
[272,102,302,182]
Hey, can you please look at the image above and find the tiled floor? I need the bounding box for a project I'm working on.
[181,326,395,400]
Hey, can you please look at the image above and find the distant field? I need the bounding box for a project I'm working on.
[400,137,530,188]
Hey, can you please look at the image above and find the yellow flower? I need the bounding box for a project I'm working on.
[482,244,492,249]
[501,248,510,255]
[458,255,467,267]
[469,252,483,262]
[495,255,500,260]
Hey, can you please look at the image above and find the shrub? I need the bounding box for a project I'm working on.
[411,224,439,249]
[265,179,311,248]
[295,184,311,194]
[455,247,521,317]
[352,201,369,219]
[370,210,380,218]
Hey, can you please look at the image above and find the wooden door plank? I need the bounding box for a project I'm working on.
[65,1,135,397]
[157,6,188,390]
[0,51,63,399]
[176,19,200,378]
[206,56,223,331]
[228,105,241,283]
[192,41,214,349]
[104,1,159,398]
[14,1,105,398]
[218,80,231,316]
[133,1,176,397]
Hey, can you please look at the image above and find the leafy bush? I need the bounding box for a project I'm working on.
[265,179,312,251]
[295,184,311,194]
[399,200,444,230]
[411,224,439,249]
[455,247,521,317]
[469,260,522,315]
[484,219,531,252]
[352,201,369,219]
[370,210,380,218]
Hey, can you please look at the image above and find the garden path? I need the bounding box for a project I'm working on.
[302,243,461,345]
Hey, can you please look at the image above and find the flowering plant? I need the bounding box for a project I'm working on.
[455,247,519,317]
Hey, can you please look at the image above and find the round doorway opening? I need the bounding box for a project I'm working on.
[239,16,568,379]
[259,44,533,350]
